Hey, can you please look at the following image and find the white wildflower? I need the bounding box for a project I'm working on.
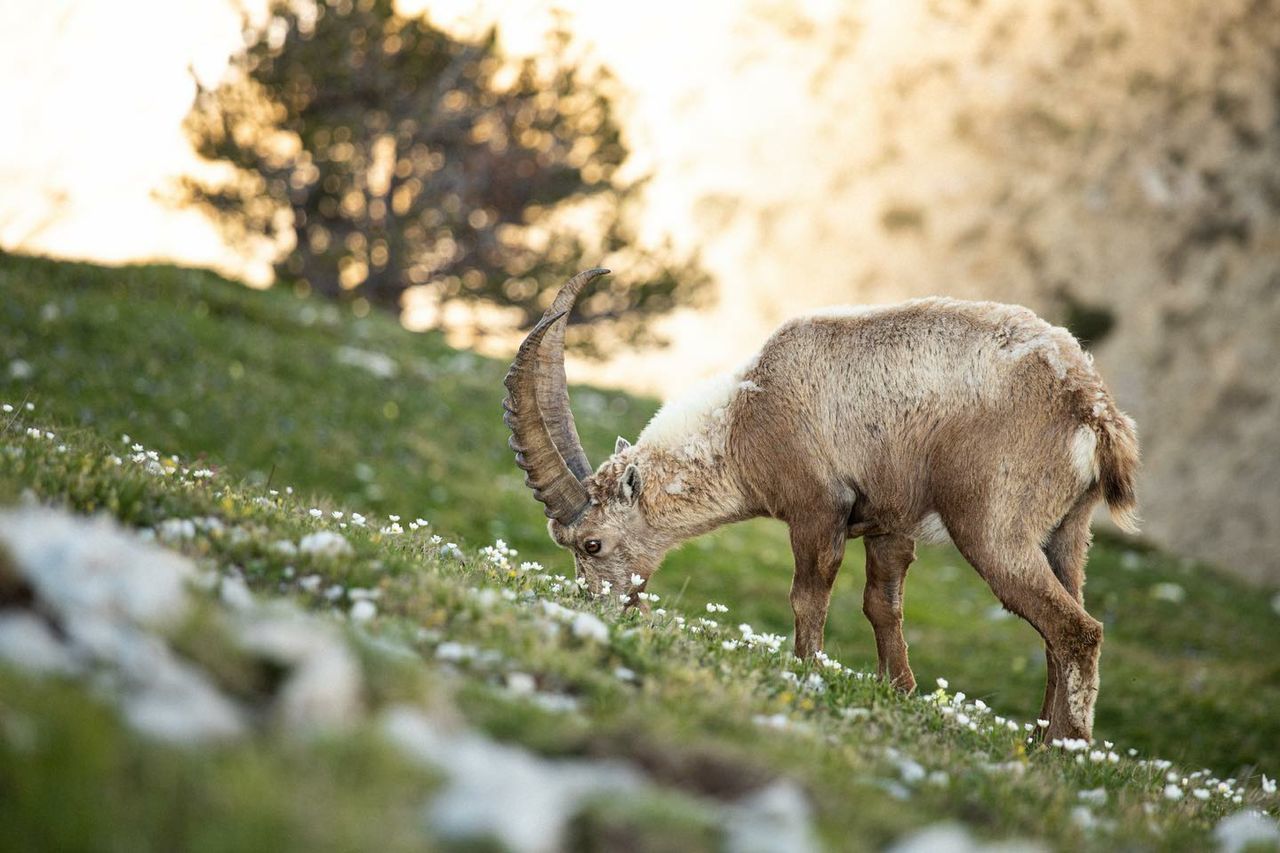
[298,530,353,558]
[569,612,609,643]
[156,518,197,542]
[349,600,376,622]
[505,672,536,695]
[308,508,323,518]
[435,642,478,663]
[1193,788,1211,801]
[753,713,791,731]
[935,677,949,690]
[1263,775,1277,795]
[270,540,298,557]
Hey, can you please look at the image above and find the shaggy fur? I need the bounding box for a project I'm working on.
[539,296,1139,742]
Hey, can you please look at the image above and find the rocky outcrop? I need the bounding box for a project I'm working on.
[589,0,1280,584]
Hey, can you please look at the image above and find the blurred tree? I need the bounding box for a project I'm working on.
[180,0,704,339]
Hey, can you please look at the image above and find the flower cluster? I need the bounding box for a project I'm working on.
[479,539,519,572]
[730,623,787,653]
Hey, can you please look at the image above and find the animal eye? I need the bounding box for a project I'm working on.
[583,539,602,555]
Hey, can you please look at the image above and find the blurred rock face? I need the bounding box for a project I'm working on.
[570,0,1278,583]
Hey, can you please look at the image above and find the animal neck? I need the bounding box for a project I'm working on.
[631,396,752,545]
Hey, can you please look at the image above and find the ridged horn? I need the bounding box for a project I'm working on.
[538,268,609,480]
[503,309,592,525]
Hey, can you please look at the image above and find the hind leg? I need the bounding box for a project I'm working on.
[1037,495,1096,730]
[953,531,1103,741]
[862,533,917,691]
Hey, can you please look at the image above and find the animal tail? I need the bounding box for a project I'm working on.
[1096,406,1140,534]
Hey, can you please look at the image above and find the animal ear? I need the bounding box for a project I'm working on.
[620,463,642,504]
[614,436,631,455]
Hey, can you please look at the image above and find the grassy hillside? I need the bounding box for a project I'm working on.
[1,252,1278,849]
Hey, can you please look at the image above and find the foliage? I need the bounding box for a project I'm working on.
[180,0,705,339]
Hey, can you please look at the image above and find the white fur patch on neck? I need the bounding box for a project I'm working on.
[637,361,753,452]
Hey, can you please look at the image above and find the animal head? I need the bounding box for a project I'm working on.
[502,271,666,602]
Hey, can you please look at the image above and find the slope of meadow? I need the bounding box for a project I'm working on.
[1,253,1278,850]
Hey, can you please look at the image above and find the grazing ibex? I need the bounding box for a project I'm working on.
[504,269,1138,741]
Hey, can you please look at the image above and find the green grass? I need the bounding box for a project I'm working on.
[1,667,437,853]
[2,419,1274,851]
[1,251,1278,848]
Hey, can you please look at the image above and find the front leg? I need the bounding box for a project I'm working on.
[788,514,850,659]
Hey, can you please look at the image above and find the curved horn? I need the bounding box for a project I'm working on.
[503,309,592,525]
[537,268,610,480]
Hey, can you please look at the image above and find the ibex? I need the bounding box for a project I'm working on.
[504,270,1139,741]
